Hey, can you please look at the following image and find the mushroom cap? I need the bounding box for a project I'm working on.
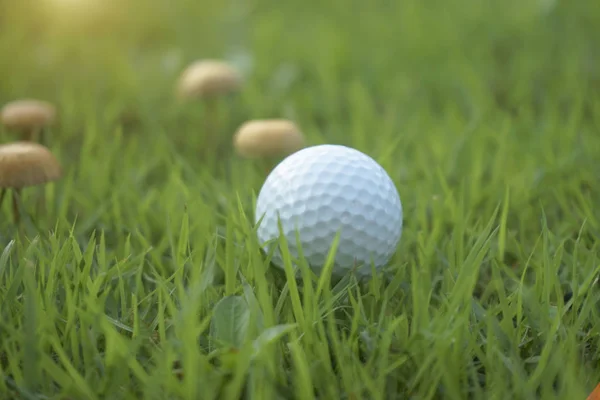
[233,119,306,158]
[0,142,62,188]
[176,60,242,99]
[1,99,57,130]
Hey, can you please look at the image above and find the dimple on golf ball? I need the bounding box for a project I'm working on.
[254,144,403,275]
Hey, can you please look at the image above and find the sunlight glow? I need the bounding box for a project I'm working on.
[43,0,103,12]
[41,0,126,33]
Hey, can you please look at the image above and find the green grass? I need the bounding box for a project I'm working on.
[1,0,600,398]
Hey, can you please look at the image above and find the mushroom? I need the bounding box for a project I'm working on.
[1,99,57,144]
[176,60,242,100]
[0,142,62,224]
[233,119,305,159]
[175,60,243,144]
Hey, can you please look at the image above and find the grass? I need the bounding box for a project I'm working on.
[0,0,600,398]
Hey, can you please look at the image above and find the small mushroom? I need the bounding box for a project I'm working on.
[176,60,242,100]
[233,119,306,158]
[176,60,243,146]
[0,142,62,224]
[1,99,57,144]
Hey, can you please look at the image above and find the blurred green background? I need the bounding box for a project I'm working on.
[3,0,598,117]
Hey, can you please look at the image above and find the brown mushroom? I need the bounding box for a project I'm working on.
[1,99,56,144]
[176,60,242,100]
[175,60,243,146]
[233,119,305,158]
[0,142,62,223]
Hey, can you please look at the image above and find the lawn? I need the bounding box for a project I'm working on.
[1,0,600,399]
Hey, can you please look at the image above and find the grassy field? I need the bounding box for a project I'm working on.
[1,0,600,399]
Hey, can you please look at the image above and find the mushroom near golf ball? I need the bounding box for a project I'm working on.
[1,99,56,142]
[234,119,306,158]
[255,144,403,276]
[0,141,62,223]
[176,60,242,100]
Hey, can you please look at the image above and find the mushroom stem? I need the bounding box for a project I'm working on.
[204,100,219,144]
[260,159,272,175]
[36,184,47,217]
[38,128,46,146]
[12,188,21,224]
[23,130,34,142]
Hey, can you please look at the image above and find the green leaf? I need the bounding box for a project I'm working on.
[210,295,251,350]
[252,323,297,358]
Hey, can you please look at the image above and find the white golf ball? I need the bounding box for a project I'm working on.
[255,144,403,276]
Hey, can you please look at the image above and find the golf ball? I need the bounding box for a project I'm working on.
[255,144,403,276]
